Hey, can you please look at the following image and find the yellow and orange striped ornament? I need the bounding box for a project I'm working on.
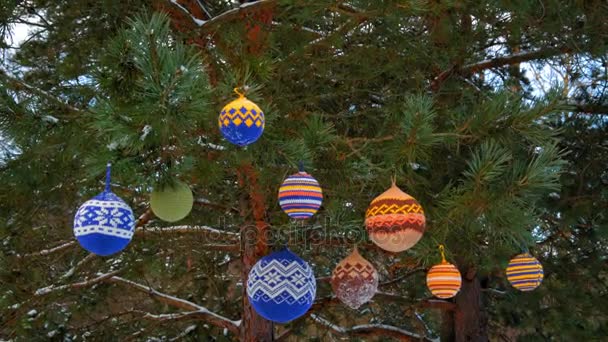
[365,179,426,253]
[426,245,462,299]
[506,253,543,291]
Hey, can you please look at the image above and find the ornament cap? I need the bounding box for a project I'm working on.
[438,244,447,263]
[234,87,245,98]
[104,162,112,192]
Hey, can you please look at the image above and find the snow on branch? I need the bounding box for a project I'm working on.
[310,314,438,341]
[197,0,276,30]
[136,225,240,239]
[169,0,206,26]
[19,241,76,257]
[35,273,240,334]
[60,253,96,279]
[109,276,241,334]
[0,67,83,114]
[35,271,121,296]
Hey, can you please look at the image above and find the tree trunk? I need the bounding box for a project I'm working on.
[442,267,489,342]
[238,163,273,342]
[240,225,273,341]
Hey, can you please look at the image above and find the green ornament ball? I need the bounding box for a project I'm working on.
[150,181,194,222]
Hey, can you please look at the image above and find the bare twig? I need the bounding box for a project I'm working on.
[109,276,241,334]
[431,46,574,91]
[310,314,437,341]
[60,253,96,279]
[35,271,121,296]
[0,67,83,114]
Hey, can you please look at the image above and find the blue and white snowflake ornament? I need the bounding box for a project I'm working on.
[246,248,316,323]
[73,164,135,256]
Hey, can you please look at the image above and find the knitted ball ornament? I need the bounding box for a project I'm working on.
[218,88,264,146]
[73,164,135,256]
[246,248,316,323]
[150,181,193,222]
[506,253,544,291]
[426,246,461,299]
[331,247,378,309]
[365,180,426,253]
[278,167,323,219]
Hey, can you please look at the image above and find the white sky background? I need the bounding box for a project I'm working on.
[3,23,30,59]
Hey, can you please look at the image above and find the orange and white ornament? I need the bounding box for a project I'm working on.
[426,245,462,299]
[365,179,426,252]
[331,247,379,309]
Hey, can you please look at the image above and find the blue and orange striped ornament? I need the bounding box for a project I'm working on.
[278,165,323,220]
[506,253,544,291]
[218,88,265,146]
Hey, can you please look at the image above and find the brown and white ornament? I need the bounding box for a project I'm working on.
[331,247,379,309]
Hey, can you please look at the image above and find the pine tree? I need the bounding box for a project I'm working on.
[1,1,607,341]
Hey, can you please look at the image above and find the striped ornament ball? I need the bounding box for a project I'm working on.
[506,253,544,291]
[426,262,462,299]
[365,181,426,252]
[278,171,323,219]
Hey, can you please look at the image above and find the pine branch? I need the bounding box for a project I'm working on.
[198,0,276,31]
[35,273,241,334]
[109,276,241,334]
[310,314,437,341]
[168,0,206,26]
[569,102,608,115]
[170,324,197,341]
[20,221,240,258]
[194,0,212,19]
[34,270,121,296]
[0,67,83,114]
[431,46,574,91]
[380,267,425,286]
[19,241,77,257]
[137,225,240,239]
[60,253,96,279]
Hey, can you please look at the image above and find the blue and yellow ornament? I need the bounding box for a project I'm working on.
[218,87,265,146]
[506,253,544,291]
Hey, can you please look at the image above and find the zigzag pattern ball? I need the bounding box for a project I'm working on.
[278,171,323,219]
[219,96,264,146]
[506,253,544,291]
[365,182,426,252]
[426,262,462,299]
[331,247,378,309]
[73,191,135,256]
[247,248,316,323]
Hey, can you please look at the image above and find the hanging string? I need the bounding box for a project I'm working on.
[233,87,245,98]
[512,234,530,254]
[438,244,447,263]
[298,160,305,172]
[105,162,112,192]
[390,173,397,187]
